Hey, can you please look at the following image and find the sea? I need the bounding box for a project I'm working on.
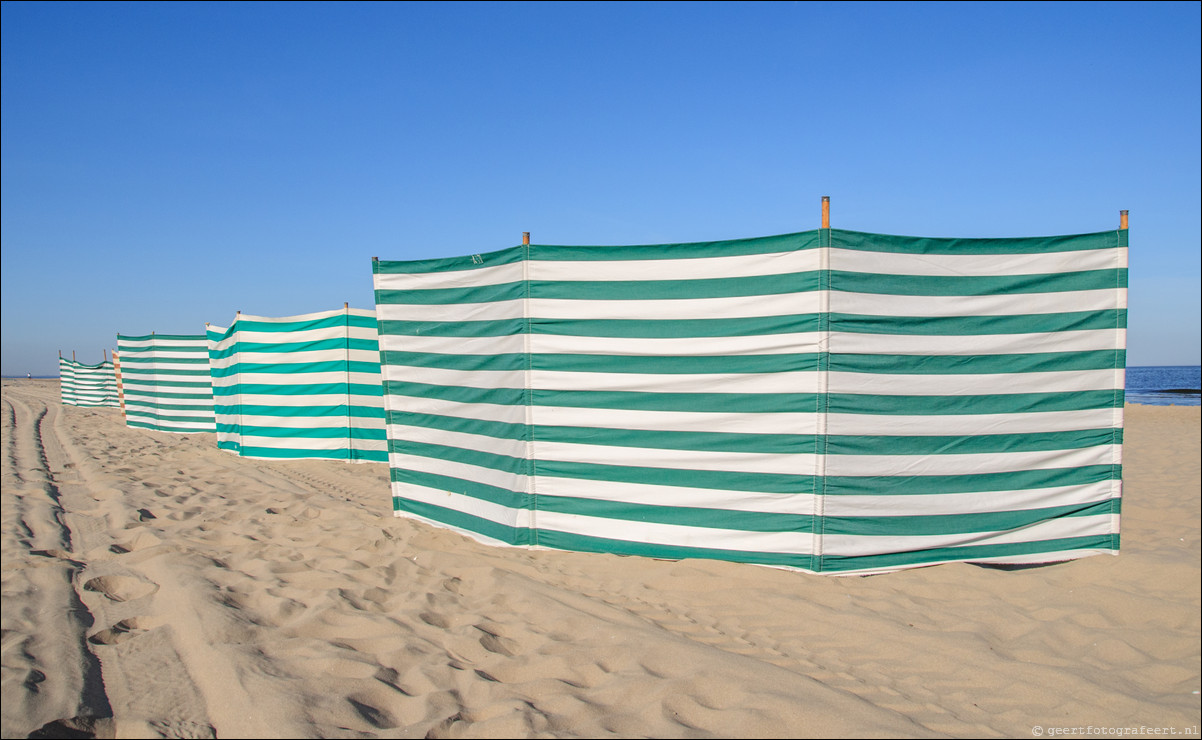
[1126,366,1202,406]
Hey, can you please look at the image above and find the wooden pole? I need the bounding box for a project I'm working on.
[73,350,76,361]
[1120,210,1128,230]
[522,232,530,246]
[821,196,830,229]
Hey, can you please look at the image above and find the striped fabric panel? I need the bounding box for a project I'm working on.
[59,357,120,407]
[206,308,387,462]
[817,228,1125,573]
[373,228,1126,575]
[116,334,216,433]
[375,232,825,568]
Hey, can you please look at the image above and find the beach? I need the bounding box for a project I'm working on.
[2,377,1198,738]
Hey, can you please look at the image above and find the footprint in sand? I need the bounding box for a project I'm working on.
[83,574,158,602]
[109,530,162,554]
[87,616,164,646]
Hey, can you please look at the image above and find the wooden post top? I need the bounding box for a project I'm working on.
[821,196,830,229]
[1120,210,1129,230]
[522,232,530,246]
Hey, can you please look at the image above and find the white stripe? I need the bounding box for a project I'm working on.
[382,365,526,389]
[389,452,528,498]
[212,393,377,407]
[392,482,531,529]
[390,397,528,425]
[388,423,527,461]
[830,328,1124,355]
[210,370,383,386]
[383,334,526,357]
[375,299,525,323]
[537,510,815,555]
[829,288,1127,316]
[825,407,1119,436]
[827,369,1122,395]
[214,326,358,344]
[538,439,815,476]
[218,413,362,429]
[830,247,1126,277]
[530,249,822,282]
[528,293,821,321]
[825,444,1118,477]
[535,406,820,436]
[821,481,1116,518]
[532,369,818,395]
[208,348,366,367]
[375,260,526,291]
[530,332,824,356]
[536,475,816,514]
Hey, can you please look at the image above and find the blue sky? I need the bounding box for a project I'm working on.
[3,1,1199,376]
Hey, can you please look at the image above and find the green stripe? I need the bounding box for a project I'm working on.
[210,314,378,333]
[220,425,387,440]
[823,499,1113,537]
[208,337,378,359]
[376,281,525,305]
[533,389,820,413]
[530,231,822,261]
[535,528,814,570]
[536,353,820,374]
[831,309,1126,336]
[388,439,529,476]
[540,424,815,455]
[391,498,534,546]
[818,534,1118,573]
[214,403,384,418]
[124,401,216,413]
[824,465,1119,496]
[120,379,214,389]
[377,318,526,338]
[537,459,813,495]
[210,359,383,377]
[531,313,821,338]
[537,495,815,533]
[383,380,527,407]
[381,351,527,372]
[375,246,524,274]
[829,269,1126,296]
[391,468,529,510]
[211,382,382,396]
[830,350,1125,374]
[233,446,387,462]
[830,228,1119,255]
[388,410,810,454]
[827,428,1120,456]
[531,272,822,301]
[387,411,527,441]
[826,390,1121,415]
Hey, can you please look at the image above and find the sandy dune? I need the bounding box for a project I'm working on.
[2,378,1198,738]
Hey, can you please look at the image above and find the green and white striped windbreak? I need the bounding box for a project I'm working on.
[59,356,120,407]
[373,227,1126,574]
[206,307,387,461]
[116,333,216,433]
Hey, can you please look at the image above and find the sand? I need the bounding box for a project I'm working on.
[2,377,1198,739]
